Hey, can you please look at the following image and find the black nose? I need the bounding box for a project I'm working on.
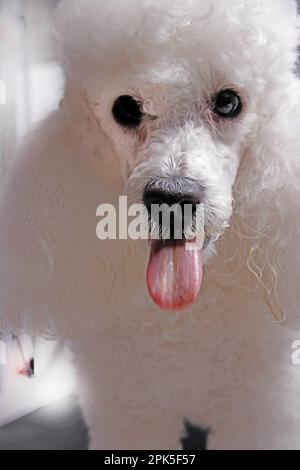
[143,177,202,212]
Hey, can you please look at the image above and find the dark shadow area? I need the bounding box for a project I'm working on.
[0,393,89,450]
[181,420,210,450]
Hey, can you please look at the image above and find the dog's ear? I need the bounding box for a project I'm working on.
[233,75,300,321]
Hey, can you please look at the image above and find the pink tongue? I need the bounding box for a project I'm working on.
[146,241,203,311]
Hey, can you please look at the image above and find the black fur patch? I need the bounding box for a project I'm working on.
[181,420,210,450]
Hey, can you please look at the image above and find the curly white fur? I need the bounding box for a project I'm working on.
[0,0,300,449]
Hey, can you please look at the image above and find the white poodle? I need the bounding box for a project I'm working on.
[0,0,300,450]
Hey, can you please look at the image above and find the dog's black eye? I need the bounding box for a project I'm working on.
[213,89,242,118]
[112,95,143,129]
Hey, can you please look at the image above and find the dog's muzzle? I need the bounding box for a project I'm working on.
[143,177,203,238]
[143,176,203,210]
[143,177,204,312]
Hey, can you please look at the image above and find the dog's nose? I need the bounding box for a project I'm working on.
[143,177,202,212]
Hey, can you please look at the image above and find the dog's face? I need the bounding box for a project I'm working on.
[87,60,259,309]
[95,68,249,255]
[56,0,298,310]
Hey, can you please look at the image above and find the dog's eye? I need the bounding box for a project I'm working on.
[213,89,242,118]
[112,95,143,129]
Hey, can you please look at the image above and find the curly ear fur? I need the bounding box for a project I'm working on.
[233,73,300,321]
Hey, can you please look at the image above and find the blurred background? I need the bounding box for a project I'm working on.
[0,0,63,176]
[0,0,88,450]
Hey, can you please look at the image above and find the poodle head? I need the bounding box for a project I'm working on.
[55,0,300,311]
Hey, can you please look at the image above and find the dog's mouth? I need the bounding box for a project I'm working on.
[146,237,203,311]
[141,176,208,311]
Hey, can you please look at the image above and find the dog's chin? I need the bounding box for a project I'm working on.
[146,237,204,312]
